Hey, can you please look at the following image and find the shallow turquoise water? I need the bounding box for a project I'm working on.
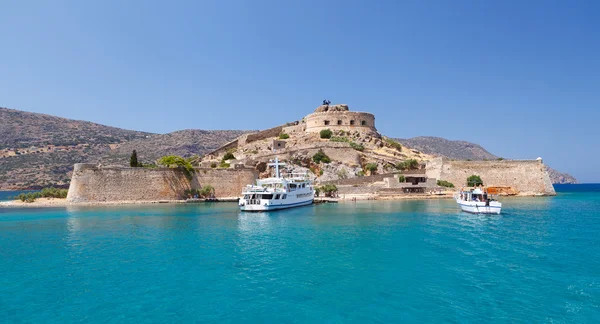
[1,189,599,322]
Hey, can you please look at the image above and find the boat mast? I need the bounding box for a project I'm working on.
[268,156,286,178]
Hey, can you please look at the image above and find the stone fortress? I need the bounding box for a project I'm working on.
[67,102,556,202]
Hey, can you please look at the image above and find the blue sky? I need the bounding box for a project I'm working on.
[1,0,598,182]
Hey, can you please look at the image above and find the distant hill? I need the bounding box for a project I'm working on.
[101,129,253,166]
[0,107,250,190]
[0,107,152,148]
[396,136,497,161]
[396,136,577,184]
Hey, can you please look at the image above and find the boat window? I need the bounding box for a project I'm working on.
[324,120,330,126]
[274,194,280,199]
[282,194,287,199]
[337,120,342,125]
[350,120,355,125]
[262,194,273,200]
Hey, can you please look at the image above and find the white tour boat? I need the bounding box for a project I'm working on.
[239,157,314,212]
[455,188,502,214]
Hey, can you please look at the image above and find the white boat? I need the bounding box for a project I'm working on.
[239,157,314,211]
[455,188,502,214]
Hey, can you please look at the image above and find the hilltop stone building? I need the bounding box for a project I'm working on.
[282,104,377,136]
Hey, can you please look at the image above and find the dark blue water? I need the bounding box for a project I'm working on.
[1,186,599,323]
[0,190,35,201]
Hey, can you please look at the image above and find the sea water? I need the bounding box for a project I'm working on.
[1,185,599,323]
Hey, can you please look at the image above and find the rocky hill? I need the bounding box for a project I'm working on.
[0,107,250,190]
[396,136,497,161]
[396,136,577,184]
[0,107,152,148]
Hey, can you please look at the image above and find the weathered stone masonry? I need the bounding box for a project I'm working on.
[67,163,258,202]
[426,158,556,195]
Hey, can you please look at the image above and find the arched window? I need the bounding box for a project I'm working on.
[361,120,367,126]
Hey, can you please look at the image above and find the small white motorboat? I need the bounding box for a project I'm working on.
[455,188,502,214]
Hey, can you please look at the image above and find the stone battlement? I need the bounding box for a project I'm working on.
[304,110,376,135]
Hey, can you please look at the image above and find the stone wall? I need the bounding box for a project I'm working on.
[426,157,556,195]
[194,167,258,198]
[239,125,284,146]
[304,111,376,135]
[67,164,258,202]
[281,124,305,135]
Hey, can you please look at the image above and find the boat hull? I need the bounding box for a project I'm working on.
[240,199,313,212]
[457,200,502,214]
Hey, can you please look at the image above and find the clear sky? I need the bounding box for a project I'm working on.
[1,1,598,182]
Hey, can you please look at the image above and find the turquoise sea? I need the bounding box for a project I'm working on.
[1,185,599,323]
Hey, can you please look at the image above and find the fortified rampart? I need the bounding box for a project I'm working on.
[67,164,257,202]
[426,158,556,196]
[304,111,376,135]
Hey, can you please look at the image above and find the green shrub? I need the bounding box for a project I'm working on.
[350,142,364,151]
[219,161,230,168]
[279,133,290,139]
[319,169,324,176]
[365,163,378,172]
[199,185,215,198]
[467,175,483,187]
[320,184,338,197]
[398,175,405,183]
[314,187,321,197]
[437,180,455,188]
[320,129,332,139]
[223,152,235,161]
[158,155,195,180]
[330,136,349,142]
[40,187,68,198]
[210,162,217,168]
[313,149,331,164]
[396,159,419,170]
[385,138,402,151]
[357,171,365,177]
[497,157,504,161]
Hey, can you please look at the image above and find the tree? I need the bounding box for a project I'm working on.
[467,175,483,187]
[158,155,195,180]
[398,175,405,183]
[365,163,378,172]
[130,150,139,167]
[223,152,235,161]
[279,133,290,139]
[320,184,338,197]
[320,129,332,139]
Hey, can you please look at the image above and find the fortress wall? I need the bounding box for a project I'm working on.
[426,158,556,195]
[239,125,284,146]
[304,111,376,134]
[67,164,258,202]
[193,168,258,198]
[281,124,305,134]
